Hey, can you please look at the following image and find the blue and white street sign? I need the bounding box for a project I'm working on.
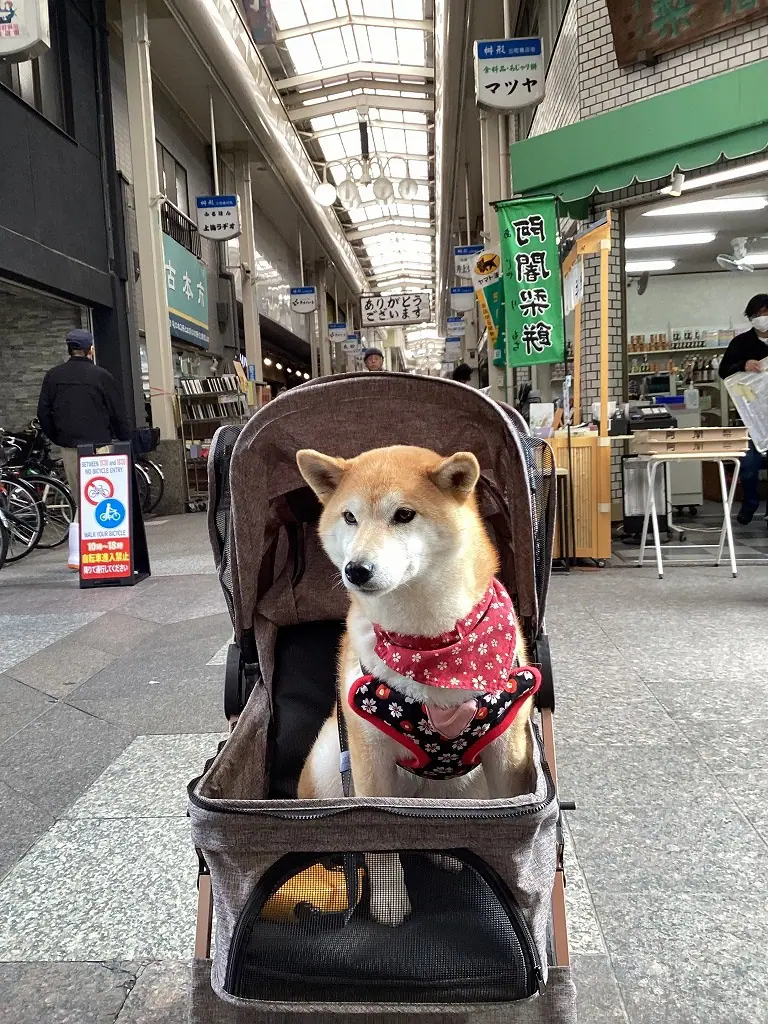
[447,315,467,336]
[196,194,241,241]
[454,244,484,278]
[290,286,317,314]
[329,322,347,344]
[450,285,475,312]
[474,38,544,111]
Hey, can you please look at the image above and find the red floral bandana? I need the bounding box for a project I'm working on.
[372,578,520,693]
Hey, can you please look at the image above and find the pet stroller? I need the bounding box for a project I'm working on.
[188,372,576,1023]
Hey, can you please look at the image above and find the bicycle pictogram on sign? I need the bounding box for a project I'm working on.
[94,499,126,529]
[85,477,114,505]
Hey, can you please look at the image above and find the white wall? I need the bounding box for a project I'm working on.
[626,270,768,336]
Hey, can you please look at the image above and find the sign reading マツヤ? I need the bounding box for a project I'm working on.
[604,0,768,67]
[79,453,133,583]
[474,38,544,111]
[162,233,209,349]
[290,287,317,314]
[454,245,484,279]
[360,292,431,328]
[0,0,50,61]
[196,195,241,241]
[497,196,565,369]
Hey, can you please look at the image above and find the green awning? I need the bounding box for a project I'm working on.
[510,62,768,207]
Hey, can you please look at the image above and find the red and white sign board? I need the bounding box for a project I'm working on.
[79,453,133,582]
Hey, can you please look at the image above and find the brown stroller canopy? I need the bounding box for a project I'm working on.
[208,373,554,692]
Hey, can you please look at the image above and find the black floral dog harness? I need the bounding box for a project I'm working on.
[348,667,541,779]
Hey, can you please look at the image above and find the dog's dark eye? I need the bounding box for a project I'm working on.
[343,511,357,526]
[393,507,416,524]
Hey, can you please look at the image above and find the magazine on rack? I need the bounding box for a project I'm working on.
[723,355,768,453]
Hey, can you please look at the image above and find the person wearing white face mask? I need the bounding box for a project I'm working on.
[719,293,768,524]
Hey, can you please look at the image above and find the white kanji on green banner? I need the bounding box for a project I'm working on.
[497,196,565,368]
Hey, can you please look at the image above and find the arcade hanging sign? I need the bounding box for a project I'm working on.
[605,0,768,67]
[360,291,431,327]
[474,38,544,111]
[290,286,317,314]
[497,196,565,369]
[329,322,348,344]
[454,245,484,279]
[0,0,50,61]
[196,195,241,241]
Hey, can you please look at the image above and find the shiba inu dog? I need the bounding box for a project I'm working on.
[296,444,540,923]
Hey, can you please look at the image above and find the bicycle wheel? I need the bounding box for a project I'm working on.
[140,457,164,513]
[0,476,44,562]
[0,511,9,571]
[134,463,150,513]
[25,475,75,548]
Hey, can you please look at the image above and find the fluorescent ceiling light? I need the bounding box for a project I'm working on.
[625,231,716,249]
[645,197,768,216]
[660,159,768,193]
[625,259,676,272]
[739,253,768,267]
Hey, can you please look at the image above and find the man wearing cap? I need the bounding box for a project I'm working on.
[37,329,130,569]
[363,347,384,371]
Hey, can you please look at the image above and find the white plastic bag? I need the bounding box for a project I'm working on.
[723,356,768,453]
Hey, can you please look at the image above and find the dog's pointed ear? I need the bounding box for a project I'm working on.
[429,452,481,501]
[296,450,347,503]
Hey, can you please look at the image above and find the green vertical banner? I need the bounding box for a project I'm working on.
[497,196,564,368]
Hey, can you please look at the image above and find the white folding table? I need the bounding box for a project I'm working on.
[636,452,744,578]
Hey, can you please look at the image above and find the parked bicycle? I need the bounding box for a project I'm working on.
[2,427,74,550]
[0,435,45,562]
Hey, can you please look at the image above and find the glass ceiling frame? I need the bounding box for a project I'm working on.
[260,0,435,308]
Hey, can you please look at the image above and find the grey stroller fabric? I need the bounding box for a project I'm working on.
[189,685,560,1018]
[190,960,577,1023]
[191,373,573,1020]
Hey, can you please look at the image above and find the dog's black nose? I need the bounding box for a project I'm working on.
[345,561,375,586]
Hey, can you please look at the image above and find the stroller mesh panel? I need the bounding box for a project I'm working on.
[209,425,243,627]
[519,435,556,619]
[224,850,539,1005]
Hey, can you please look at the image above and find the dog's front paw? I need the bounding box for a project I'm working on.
[369,887,411,927]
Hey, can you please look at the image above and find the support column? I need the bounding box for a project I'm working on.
[479,111,505,404]
[235,149,263,402]
[314,259,331,377]
[121,0,175,438]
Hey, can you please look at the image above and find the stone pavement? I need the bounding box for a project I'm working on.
[0,513,767,1022]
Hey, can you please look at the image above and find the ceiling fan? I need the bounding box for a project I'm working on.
[716,237,754,271]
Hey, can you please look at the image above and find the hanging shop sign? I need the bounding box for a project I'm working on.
[474,38,544,111]
[290,286,317,314]
[454,244,484,279]
[563,260,584,316]
[196,195,241,241]
[329,322,348,344]
[447,315,466,336]
[342,333,362,354]
[0,0,50,61]
[605,0,767,68]
[79,452,133,583]
[162,233,209,349]
[445,338,463,362]
[450,286,475,312]
[497,196,565,369]
[470,250,506,353]
[360,292,431,327]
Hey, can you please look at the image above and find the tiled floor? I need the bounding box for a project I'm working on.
[1,513,768,1021]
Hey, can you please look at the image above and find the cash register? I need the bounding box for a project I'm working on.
[621,404,678,540]
[628,403,678,432]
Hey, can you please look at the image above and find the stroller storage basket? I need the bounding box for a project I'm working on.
[189,683,560,1017]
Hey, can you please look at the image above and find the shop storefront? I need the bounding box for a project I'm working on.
[506,61,768,563]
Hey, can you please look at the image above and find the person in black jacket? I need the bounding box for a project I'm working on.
[37,329,130,569]
[718,293,768,524]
